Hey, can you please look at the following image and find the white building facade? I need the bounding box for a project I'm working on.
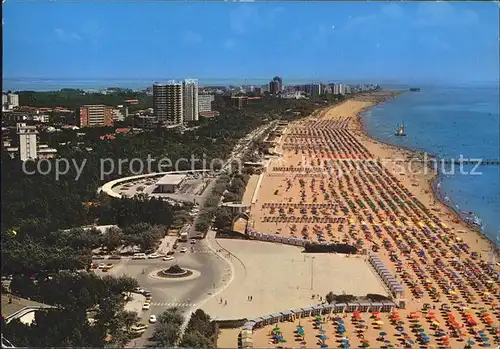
[153,81,184,125]
[183,79,199,122]
[2,94,8,111]
[17,123,38,161]
[2,93,19,111]
[198,93,214,113]
[333,83,345,95]
[7,93,19,109]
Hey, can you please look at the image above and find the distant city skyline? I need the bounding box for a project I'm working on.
[3,1,498,89]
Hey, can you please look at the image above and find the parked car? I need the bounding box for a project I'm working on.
[130,323,148,336]
[143,291,152,297]
[190,239,196,244]
[142,303,151,310]
[105,264,114,269]
[134,287,145,294]
[163,256,174,261]
[166,251,175,256]
[98,263,106,269]
[149,315,157,323]
[148,253,161,259]
[90,263,98,269]
[180,247,188,253]
[132,253,147,260]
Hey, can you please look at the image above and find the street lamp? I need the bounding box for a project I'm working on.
[311,257,315,291]
[305,256,315,291]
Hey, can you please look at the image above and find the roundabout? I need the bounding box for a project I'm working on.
[148,265,201,281]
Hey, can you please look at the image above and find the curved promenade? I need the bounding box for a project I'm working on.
[100,170,211,199]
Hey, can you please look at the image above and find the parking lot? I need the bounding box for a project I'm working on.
[112,174,213,205]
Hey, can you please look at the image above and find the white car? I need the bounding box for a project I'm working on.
[142,303,151,310]
[98,263,106,269]
[149,315,157,323]
[190,239,196,244]
[163,256,175,261]
[134,287,145,294]
[148,253,161,259]
[180,247,188,253]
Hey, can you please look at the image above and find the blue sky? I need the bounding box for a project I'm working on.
[3,1,499,86]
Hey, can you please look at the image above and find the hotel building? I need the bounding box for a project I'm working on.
[79,105,114,127]
[17,123,38,161]
[183,79,199,122]
[269,76,283,95]
[198,93,215,113]
[153,81,184,125]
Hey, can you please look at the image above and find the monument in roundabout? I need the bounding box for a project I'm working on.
[157,264,193,278]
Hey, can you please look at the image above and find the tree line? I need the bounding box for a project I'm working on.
[1,92,328,346]
[2,271,140,347]
[17,89,153,112]
[148,308,216,348]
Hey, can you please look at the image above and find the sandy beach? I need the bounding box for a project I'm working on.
[223,93,499,348]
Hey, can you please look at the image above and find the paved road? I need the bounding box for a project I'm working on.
[111,239,230,346]
[122,122,274,346]
[186,123,272,240]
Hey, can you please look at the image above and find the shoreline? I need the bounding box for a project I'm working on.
[355,91,499,256]
[222,92,500,348]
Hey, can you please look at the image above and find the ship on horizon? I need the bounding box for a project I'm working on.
[395,123,407,137]
[409,87,421,92]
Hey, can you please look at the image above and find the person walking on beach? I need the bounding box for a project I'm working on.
[225,300,227,306]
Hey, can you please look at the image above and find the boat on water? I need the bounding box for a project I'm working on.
[395,123,407,137]
[409,87,421,92]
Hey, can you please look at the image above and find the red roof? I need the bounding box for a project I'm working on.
[115,128,130,133]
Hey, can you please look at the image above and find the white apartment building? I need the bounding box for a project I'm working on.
[2,93,19,111]
[153,81,184,125]
[17,123,38,161]
[112,105,127,122]
[198,93,215,113]
[306,84,321,97]
[183,79,199,122]
[282,91,305,99]
[2,94,7,111]
[32,114,50,123]
[7,93,19,109]
[333,83,345,95]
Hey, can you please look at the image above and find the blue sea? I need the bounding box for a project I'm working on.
[362,86,500,246]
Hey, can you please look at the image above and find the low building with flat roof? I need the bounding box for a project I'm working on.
[2,294,55,325]
[221,202,250,215]
[156,174,187,193]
